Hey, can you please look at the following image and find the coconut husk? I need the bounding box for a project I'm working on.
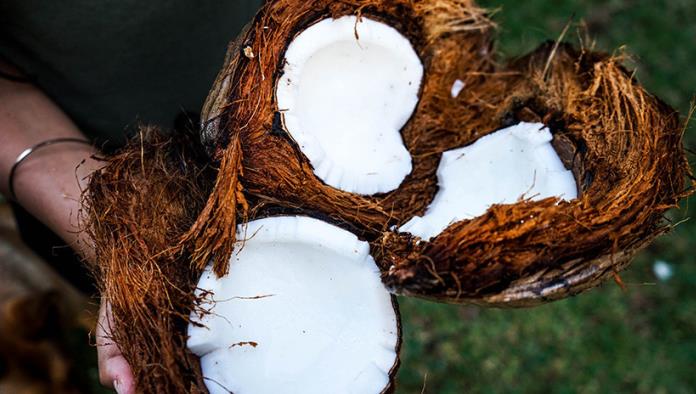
[84,128,212,392]
[84,0,692,392]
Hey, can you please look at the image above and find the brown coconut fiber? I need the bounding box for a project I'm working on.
[85,129,213,393]
[84,0,693,392]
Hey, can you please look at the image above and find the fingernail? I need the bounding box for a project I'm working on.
[114,380,123,394]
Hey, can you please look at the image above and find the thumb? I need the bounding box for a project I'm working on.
[96,301,135,394]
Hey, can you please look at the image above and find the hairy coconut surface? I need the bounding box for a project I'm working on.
[85,0,692,392]
[85,129,212,392]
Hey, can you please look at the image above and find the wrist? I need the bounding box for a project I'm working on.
[9,140,103,260]
[7,138,93,201]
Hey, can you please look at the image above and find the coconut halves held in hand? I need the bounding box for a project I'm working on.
[85,0,692,393]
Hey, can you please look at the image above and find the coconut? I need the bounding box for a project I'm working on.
[194,0,497,277]
[374,42,692,305]
[84,0,692,392]
[198,0,691,303]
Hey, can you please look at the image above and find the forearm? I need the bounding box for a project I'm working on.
[0,62,102,258]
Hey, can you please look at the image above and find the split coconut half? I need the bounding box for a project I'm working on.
[188,217,399,394]
[84,0,692,392]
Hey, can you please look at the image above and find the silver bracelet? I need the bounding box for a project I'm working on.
[7,138,92,201]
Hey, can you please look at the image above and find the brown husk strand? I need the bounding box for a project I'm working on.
[84,0,693,392]
[178,135,248,276]
[84,129,211,392]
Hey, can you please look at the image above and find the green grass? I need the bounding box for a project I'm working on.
[397,254,696,393]
[396,1,696,393]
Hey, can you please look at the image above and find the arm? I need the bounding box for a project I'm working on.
[0,62,98,254]
[0,60,134,394]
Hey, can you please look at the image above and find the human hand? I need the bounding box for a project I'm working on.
[97,300,135,394]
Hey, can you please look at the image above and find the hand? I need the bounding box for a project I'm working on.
[1,58,127,393]
[97,300,135,394]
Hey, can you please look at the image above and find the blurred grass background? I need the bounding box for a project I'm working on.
[396,0,696,393]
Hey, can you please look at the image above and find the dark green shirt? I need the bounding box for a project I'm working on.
[0,0,260,148]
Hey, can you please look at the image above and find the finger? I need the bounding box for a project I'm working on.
[96,301,135,393]
[103,355,135,394]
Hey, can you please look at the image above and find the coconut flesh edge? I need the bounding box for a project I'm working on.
[276,16,423,195]
[400,122,579,240]
[187,216,399,394]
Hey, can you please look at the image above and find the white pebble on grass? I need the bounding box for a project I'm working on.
[653,260,674,282]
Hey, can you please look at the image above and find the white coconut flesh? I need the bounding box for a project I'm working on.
[276,16,423,195]
[400,122,579,240]
[187,216,399,394]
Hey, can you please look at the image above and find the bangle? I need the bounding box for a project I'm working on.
[7,138,92,202]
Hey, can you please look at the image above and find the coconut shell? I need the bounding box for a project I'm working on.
[376,43,692,305]
[84,0,692,392]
